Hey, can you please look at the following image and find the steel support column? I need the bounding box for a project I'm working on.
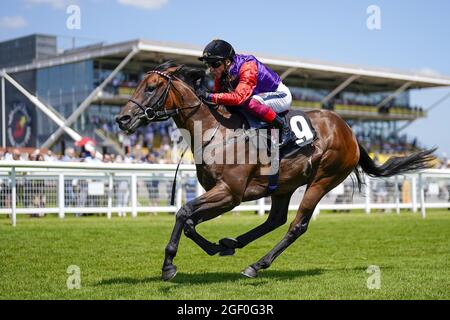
[1,71,82,142]
[376,82,412,109]
[321,74,360,105]
[280,67,297,80]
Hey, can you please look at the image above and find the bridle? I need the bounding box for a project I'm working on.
[128,70,201,122]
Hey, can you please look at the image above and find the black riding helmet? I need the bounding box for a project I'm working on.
[198,39,235,64]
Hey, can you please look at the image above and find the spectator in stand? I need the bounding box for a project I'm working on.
[12,149,21,161]
[28,150,46,217]
[60,148,78,207]
[103,154,112,163]
[143,152,160,206]
[159,136,172,164]
[114,153,130,217]
[9,149,27,208]
[84,150,101,163]
[115,154,124,163]
[124,147,134,163]
[62,148,78,162]
[44,150,57,162]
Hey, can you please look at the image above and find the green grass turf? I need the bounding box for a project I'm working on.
[0,210,449,300]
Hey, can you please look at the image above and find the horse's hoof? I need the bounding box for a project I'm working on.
[162,265,177,281]
[219,248,235,256]
[219,237,239,249]
[241,266,258,278]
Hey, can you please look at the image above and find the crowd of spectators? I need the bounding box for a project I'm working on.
[354,130,418,154]
[100,69,425,114]
[0,143,181,165]
[290,89,424,115]
[0,135,195,217]
[3,111,448,168]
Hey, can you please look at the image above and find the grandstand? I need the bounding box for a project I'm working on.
[1,34,450,160]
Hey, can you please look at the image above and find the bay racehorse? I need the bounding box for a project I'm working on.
[116,62,435,281]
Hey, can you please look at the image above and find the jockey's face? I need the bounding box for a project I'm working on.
[208,61,225,78]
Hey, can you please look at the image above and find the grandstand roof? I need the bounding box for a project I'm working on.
[4,38,450,92]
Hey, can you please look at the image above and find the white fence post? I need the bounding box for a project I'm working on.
[419,173,426,219]
[365,175,371,214]
[176,174,182,211]
[257,198,265,216]
[107,173,113,219]
[10,167,16,227]
[1,70,6,148]
[411,175,417,213]
[395,176,400,215]
[58,173,65,219]
[131,174,137,218]
[312,206,320,221]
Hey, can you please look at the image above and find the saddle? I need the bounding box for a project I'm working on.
[236,108,317,195]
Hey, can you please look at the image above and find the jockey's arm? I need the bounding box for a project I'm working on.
[211,61,258,105]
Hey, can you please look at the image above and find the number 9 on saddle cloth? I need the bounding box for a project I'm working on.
[239,108,316,153]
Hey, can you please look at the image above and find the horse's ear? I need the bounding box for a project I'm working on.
[175,66,206,87]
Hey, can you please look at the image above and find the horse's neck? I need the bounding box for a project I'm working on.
[173,102,219,147]
[173,103,244,149]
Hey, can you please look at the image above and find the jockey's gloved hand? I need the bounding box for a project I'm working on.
[195,87,212,102]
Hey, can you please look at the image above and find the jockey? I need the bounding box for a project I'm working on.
[197,39,293,146]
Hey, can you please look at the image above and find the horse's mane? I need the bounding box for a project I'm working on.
[154,61,206,91]
[154,61,240,125]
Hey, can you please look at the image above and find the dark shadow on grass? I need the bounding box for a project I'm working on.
[329,265,395,272]
[95,276,160,286]
[95,265,395,289]
[173,269,324,285]
[95,268,323,288]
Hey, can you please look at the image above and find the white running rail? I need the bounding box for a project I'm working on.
[0,161,449,226]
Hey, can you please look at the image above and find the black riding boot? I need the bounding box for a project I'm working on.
[271,115,292,148]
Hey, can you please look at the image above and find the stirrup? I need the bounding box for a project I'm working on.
[278,128,294,148]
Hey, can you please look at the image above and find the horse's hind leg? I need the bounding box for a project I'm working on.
[241,168,352,278]
[217,193,292,256]
[162,183,238,280]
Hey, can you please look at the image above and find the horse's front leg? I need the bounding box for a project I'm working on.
[162,183,239,281]
[217,193,292,256]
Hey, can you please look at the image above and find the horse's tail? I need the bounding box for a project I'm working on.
[356,142,436,178]
[351,143,436,192]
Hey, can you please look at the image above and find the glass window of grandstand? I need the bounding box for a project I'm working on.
[93,60,157,97]
[36,61,94,144]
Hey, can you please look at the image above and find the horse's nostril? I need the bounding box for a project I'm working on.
[116,115,131,125]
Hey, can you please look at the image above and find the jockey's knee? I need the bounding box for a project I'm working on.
[246,98,276,122]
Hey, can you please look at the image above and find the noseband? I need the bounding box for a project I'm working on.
[128,70,201,122]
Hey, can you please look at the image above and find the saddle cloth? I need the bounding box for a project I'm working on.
[238,108,317,195]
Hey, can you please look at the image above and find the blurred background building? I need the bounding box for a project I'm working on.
[1,34,449,165]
